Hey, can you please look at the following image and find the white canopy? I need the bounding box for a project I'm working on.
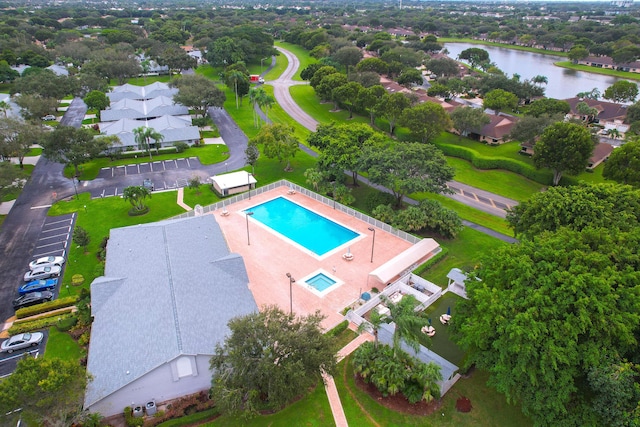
[211,171,257,191]
[369,238,441,285]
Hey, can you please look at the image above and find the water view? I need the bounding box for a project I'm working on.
[444,42,627,100]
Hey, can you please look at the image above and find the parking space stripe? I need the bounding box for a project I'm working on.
[37,233,68,241]
[40,226,69,233]
[45,219,70,226]
[36,242,64,249]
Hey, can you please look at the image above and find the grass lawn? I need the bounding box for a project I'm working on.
[182,184,221,208]
[111,75,171,86]
[71,144,230,180]
[44,327,82,360]
[435,133,533,164]
[555,61,640,81]
[418,293,466,367]
[261,85,312,143]
[447,157,544,202]
[274,41,317,81]
[575,164,607,184]
[420,227,508,288]
[264,51,288,81]
[335,356,531,427]
[26,147,42,156]
[289,85,370,127]
[202,383,333,426]
[195,64,224,81]
[48,192,186,294]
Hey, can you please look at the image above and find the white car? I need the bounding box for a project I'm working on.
[41,114,56,121]
[0,332,44,353]
[23,265,61,282]
[29,256,65,271]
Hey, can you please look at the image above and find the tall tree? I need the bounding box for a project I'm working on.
[506,183,640,238]
[399,102,452,144]
[332,82,362,118]
[0,161,23,200]
[0,356,88,426]
[224,69,248,110]
[356,85,386,126]
[507,114,560,146]
[533,122,594,185]
[376,92,411,135]
[14,94,59,121]
[210,306,336,417]
[361,142,454,207]
[482,88,518,113]
[83,90,109,120]
[252,123,299,172]
[449,106,491,139]
[380,294,429,357]
[42,126,112,177]
[133,126,164,160]
[603,80,639,103]
[603,140,640,186]
[331,46,363,75]
[0,117,44,168]
[171,74,226,118]
[157,45,196,78]
[206,36,246,67]
[452,227,640,427]
[458,47,489,69]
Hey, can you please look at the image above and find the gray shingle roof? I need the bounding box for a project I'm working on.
[99,115,200,148]
[84,215,257,408]
[108,82,178,102]
[100,96,188,122]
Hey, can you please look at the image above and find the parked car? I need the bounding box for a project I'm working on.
[13,291,54,310]
[41,114,56,121]
[0,332,44,353]
[23,265,61,282]
[19,278,58,295]
[143,179,154,191]
[29,255,65,270]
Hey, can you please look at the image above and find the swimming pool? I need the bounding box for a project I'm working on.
[245,197,359,256]
[306,273,337,292]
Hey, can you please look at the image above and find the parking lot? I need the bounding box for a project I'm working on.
[97,158,200,179]
[0,331,48,377]
[31,213,75,262]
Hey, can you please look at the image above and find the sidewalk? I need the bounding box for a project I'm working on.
[324,331,374,427]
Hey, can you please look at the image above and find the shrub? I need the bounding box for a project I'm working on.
[15,295,79,319]
[124,406,144,427]
[97,236,109,261]
[174,142,189,153]
[8,313,75,335]
[78,331,90,347]
[56,315,78,332]
[128,206,150,216]
[326,320,349,338]
[413,247,449,276]
[365,192,396,213]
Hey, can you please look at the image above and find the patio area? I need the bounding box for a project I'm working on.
[208,185,430,329]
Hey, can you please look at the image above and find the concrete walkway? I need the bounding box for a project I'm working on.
[324,332,374,427]
[176,187,191,211]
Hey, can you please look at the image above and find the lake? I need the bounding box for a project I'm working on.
[444,42,627,100]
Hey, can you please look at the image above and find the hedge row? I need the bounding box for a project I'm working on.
[435,143,555,186]
[15,295,79,319]
[413,247,449,277]
[325,320,349,338]
[8,313,75,335]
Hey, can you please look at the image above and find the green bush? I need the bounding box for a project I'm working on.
[365,192,396,213]
[436,142,555,185]
[8,313,75,335]
[174,142,189,153]
[413,247,449,276]
[55,315,78,332]
[326,320,349,338]
[124,406,145,427]
[15,296,79,319]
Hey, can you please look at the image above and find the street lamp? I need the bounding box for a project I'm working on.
[368,227,376,263]
[286,272,295,314]
[245,211,254,245]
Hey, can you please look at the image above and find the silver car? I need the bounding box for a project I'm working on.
[23,265,61,282]
[0,332,44,353]
[29,256,65,270]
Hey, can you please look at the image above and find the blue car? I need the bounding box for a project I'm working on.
[18,278,58,295]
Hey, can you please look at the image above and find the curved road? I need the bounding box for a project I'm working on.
[270,47,517,236]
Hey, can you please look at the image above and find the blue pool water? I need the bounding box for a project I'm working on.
[306,273,337,292]
[246,197,358,256]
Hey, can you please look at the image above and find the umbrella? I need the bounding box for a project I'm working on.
[447,306,451,316]
[347,246,351,255]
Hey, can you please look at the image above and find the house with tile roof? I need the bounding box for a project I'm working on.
[99,115,200,151]
[578,56,640,73]
[469,112,518,145]
[564,97,629,126]
[84,215,257,417]
[100,96,189,122]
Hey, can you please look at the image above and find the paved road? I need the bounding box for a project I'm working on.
[269,47,518,238]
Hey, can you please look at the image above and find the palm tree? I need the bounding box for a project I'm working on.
[0,100,9,117]
[259,93,275,123]
[532,75,548,88]
[122,185,151,212]
[608,128,622,140]
[226,70,246,109]
[248,87,259,128]
[133,126,164,160]
[357,308,385,348]
[380,294,429,357]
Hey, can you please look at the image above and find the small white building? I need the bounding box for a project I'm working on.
[211,171,257,197]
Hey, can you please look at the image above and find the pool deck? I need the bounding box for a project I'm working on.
[212,186,414,330]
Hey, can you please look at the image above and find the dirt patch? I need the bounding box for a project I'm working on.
[456,396,472,412]
[354,374,441,416]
